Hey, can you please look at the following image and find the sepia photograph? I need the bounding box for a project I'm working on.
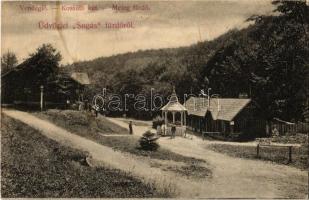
[1,0,308,199]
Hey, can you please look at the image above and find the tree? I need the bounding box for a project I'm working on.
[251,0,309,121]
[1,51,18,74]
[203,0,308,121]
[19,44,61,91]
[11,44,62,102]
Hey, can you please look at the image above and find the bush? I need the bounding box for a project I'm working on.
[152,116,164,129]
[139,131,160,151]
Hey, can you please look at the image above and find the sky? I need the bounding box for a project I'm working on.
[2,0,275,64]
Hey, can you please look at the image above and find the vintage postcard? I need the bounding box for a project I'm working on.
[1,0,308,199]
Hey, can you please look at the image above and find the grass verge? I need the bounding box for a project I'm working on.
[209,143,308,170]
[1,114,169,198]
[35,109,128,135]
[34,110,205,164]
[33,110,211,179]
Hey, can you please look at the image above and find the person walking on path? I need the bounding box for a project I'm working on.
[156,125,162,135]
[129,121,133,134]
[171,124,176,139]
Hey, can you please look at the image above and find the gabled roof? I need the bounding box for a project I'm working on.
[1,61,27,78]
[161,88,187,112]
[272,118,295,125]
[70,72,90,85]
[185,97,251,121]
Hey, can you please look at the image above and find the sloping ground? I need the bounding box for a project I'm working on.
[209,142,308,170]
[35,109,128,135]
[3,109,307,198]
[33,110,206,164]
[2,110,214,198]
[34,110,213,181]
[107,117,309,199]
[262,134,308,145]
[1,115,165,198]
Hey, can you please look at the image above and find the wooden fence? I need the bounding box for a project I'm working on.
[271,120,309,135]
[257,143,294,163]
[295,122,309,133]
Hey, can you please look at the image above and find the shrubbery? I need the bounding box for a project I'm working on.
[139,131,159,151]
[152,116,164,129]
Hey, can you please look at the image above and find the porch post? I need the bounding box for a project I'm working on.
[184,112,186,126]
[180,112,183,126]
[165,111,167,125]
[230,121,234,133]
[172,112,175,124]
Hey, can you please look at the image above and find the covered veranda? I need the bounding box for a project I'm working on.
[161,88,187,136]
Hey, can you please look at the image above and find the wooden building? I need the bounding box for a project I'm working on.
[70,72,90,102]
[1,63,90,108]
[184,97,266,137]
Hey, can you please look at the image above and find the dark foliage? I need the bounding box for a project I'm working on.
[64,1,308,122]
[139,131,160,151]
[152,115,164,129]
[1,51,18,74]
[2,44,86,105]
[21,44,61,89]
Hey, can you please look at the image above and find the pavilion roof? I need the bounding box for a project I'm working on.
[161,88,187,111]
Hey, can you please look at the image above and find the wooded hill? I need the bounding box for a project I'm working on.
[65,1,309,122]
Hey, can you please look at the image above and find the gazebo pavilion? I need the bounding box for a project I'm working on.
[161,88,187,136]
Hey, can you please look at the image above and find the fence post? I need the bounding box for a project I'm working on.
[257,144,260,158]
[288,146,292,163]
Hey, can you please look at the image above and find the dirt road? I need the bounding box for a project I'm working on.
[3,110,308,198]
[2,110,220,197]
[106,117,308,198]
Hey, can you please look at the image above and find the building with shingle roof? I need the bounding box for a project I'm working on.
[184,97,266,137]
[71,72,90,85]
[1,61,90,108]
[185,97,251,121]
